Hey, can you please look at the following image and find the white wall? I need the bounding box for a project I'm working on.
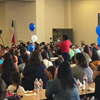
[5,1,36,46]
[45,0,65,43]
[71,0,99,45]
[0,2,6,45]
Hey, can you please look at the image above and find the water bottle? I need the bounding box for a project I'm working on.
[83,75,88,88]
[34,78,39,92]
[39,79,43,92]
[77,79,80,88]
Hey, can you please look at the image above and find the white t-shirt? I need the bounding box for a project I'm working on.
[97,50,100,56]
[7,85,25,93]
[43,59,53,68]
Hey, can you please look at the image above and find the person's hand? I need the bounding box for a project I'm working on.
[44,69,52,80]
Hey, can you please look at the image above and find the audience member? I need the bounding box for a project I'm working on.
[71,53,93,83]
[95,65,100,100]
[9,49,18,72]
[84,45,92,58]
[57,34,71,62]
[0,78,6,100]
[54,57,64,68]
[44,61,80,100]
[73,45,81,55]
[97,44,100,57]
[1,53,16,87]
[22,50,47,90]
[18,54,28,73]
[41,51,53,68]
[47,66,56,79]
[7,72,25,93]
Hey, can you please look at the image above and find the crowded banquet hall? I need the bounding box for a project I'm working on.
[0,0,100,100]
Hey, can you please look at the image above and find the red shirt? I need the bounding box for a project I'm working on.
[57,40,71,53]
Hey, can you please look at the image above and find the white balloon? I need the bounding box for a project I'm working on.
[31,35,37,42]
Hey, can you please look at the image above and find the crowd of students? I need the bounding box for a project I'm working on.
[0,34,100,100]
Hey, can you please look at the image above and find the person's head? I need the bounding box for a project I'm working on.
[9,49,16,63]
[11,72,21,93]
[58,61,76,90]
[43,45,48,51]
[1,45,5,51]
[93,43,97,47]
[50,42,54,46]
[0,78,6,100]
[27,41,30,47]
[91,50,100,61]
[29,50,43,66]
[35,43,41,51]
[5,46,9,52]
[54,57,64,68]
[21,54,28,63]
[96,44,100,50]
[20,47,26,55]
[75,45,79,49]
[71,56,75,64]
[81,43,85,48]
[81,40,85,46]
[41,42,45,46]
[20,42,26,47]
[47,66,56,79]
[84,45,91,56]
[75,53,88,68]
[63,34,69,40]
[41,51,49,60]
[12,44,16,48]
[17,45,21,50]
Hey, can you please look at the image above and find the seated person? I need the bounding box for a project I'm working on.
[96,44,100,57]
[18,54,28,73]
[21,50,47,90]
[54,57,64,68]
[95,65,100,100]
[47,66,56,80]
[71,53,93,83]
[7,72,25,93]
[41,51,53,68]
[44,61,80,100]
[73,45,81,55]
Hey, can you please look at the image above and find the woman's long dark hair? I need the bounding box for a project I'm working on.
[84,45,92,58]
[11,72,21,93]
[1,53,16,86]
[0,78,6,100]
[29,50,43,66]
[9,49,16,63]
[76,53,88,68]
[91,50,100,61]
[58,61,76,90]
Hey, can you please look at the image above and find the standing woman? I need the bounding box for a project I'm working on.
[45,61,80,100]
[57,34,72,61]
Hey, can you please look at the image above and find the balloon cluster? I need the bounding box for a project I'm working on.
[28,23,37,52]
[96,25,100,45]
[29,23,37,42]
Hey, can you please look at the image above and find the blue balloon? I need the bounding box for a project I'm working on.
[0,59,3,64]
[29,23,35,31]
[28,44,35,52]
[96,25,100,36]
[97,37,100,45]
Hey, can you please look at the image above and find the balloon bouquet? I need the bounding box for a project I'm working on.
[96,25,100,45]
[28,23,37,52]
